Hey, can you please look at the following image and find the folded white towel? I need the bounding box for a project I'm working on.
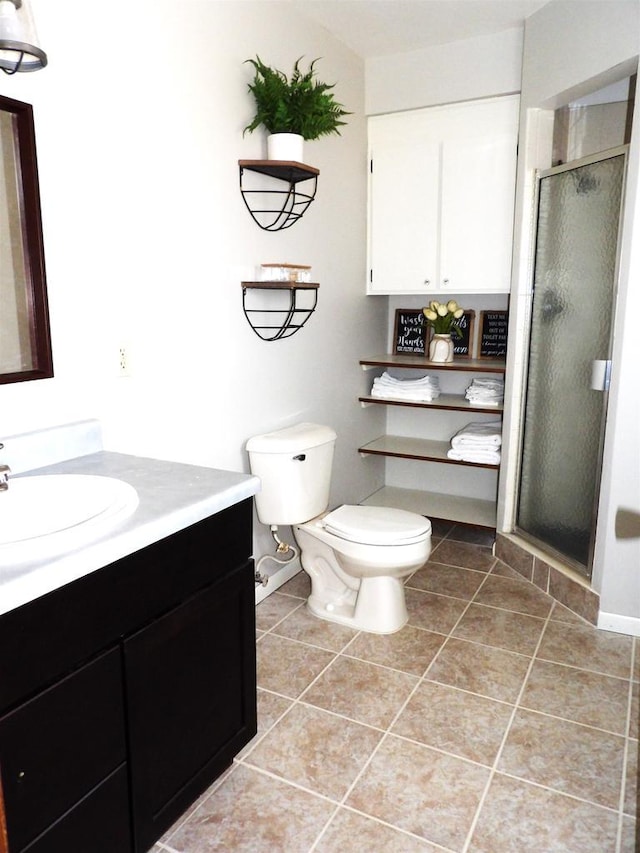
[465,377,504,405]
[447,448,501,465]
[371,371,440,402]
[450,420,502,448]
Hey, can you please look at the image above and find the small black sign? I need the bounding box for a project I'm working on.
[479,310,509,358]
[451,310,475,358]
[393,309,426,355]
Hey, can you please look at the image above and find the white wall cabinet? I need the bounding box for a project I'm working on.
[367,95,519,295]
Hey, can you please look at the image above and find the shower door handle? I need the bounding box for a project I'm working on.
[590,360,612,391]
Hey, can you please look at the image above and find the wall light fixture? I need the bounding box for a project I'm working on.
[0,0,47,74]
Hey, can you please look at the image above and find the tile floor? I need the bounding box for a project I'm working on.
[155,521,639,852]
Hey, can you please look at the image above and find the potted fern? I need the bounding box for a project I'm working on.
[243,56,350,161]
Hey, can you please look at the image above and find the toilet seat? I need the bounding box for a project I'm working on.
[322,505,431,546]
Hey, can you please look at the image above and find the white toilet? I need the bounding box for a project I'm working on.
[246,423,431,633]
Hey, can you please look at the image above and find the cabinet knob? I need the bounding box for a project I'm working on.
[424,279,431,286]
[442,278,450,286]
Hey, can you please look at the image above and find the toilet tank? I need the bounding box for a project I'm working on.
[246,423,337,525]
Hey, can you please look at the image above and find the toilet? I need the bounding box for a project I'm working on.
[246,423,431,633]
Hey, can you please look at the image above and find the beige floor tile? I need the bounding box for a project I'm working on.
[346,734,490,850]
[255,592,304,632]
[468,772,619,852]
[452,603,545,656]
[315,807,440,851]
[301,655,418,729]
[624,738,637,817]
[245,703,382,800]
[488,559,527,581]
[167,763,335,852]
[278,570,311,599]
[630,681,638,738]
[428,539,496,572]
[633,640,639,681]
[392,680,513,766]
[427,637,530,703]
[538,620,633,678]
[499,709,626,809]
[256,633,335,698]
[272,604,359,652]
[345,624,445,676]
[521,659,630,734]
[472,574,553,619]
[406,562,486,600]
[621,816,638,852]
[405,587,468,634]
[235,689,293,759]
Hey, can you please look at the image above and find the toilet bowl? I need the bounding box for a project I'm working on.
[245,422,432,634]
[294,505,431,633]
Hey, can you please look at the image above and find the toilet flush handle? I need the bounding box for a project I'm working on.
[293,454,306,461]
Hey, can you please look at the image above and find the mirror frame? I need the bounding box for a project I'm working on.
[0,94,52,384]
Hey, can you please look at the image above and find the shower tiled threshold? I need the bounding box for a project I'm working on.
[154,521,638,853]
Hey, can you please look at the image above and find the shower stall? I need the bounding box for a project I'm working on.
[516,147,627,579]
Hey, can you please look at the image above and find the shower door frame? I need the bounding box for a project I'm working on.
[514,145,628,578]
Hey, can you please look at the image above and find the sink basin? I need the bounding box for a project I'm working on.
[0,474,139,564]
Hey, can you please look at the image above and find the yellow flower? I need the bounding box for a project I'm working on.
[437,303,448,317]
[447,300,459,313]
[454,308,464,318]
[423,308,437,321]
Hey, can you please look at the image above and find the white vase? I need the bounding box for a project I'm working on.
[429,333,454,363]
[267,133,304,162]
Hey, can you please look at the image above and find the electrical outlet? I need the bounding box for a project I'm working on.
[118,345,130,377]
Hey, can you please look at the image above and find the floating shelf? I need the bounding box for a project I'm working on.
[241,281,319,341]
[238,160,319,231]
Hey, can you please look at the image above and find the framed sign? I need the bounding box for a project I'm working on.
[478,310,509,358]
[393,309,426,355]
[451,310,475,359]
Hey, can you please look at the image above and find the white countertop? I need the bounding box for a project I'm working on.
[0,450,260,617]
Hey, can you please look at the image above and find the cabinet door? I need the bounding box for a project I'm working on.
[439,97,519,293]
[368,124,439,294]
[0,647,127,852]
[124,559,256,853]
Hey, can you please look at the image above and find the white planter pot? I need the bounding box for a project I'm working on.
[267,133,304,162]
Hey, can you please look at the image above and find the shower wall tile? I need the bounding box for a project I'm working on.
[494,534,534,580]
[494,533,600,624]
[548,566,599,624]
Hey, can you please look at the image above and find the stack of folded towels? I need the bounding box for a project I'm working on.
[465,377,504,406]
[371,371,440,402]
[447,420,502,464]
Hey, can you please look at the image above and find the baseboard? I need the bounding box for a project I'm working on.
[255,557,302,604]
[597,610,640,638]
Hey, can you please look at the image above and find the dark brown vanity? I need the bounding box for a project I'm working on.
[0,498,257,852]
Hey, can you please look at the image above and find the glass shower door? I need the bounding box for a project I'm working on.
[516,149,626,577]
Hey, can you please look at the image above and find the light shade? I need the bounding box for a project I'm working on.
[0,0,47,74]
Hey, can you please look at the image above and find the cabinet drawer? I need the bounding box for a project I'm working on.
[0,647,126,851]
[21,765,131,853]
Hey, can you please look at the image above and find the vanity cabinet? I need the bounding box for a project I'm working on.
[367,95,519,295]
[0,499,256,853]
[359,355,506,527]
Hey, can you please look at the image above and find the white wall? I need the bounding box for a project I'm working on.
[0,1,387,560]
[500,0,640,631]
[366,28,523,115]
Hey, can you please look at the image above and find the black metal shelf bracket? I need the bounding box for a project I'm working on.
[238,160,319,231]
[241,282,319,341]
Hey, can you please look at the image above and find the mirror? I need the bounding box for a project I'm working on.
[0,93,52,384]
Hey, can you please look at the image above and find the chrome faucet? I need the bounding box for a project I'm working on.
[0,443,9,491]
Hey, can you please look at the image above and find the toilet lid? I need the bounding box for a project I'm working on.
[322,505,431,545]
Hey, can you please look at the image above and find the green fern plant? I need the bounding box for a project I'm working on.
[243,56,350,140]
